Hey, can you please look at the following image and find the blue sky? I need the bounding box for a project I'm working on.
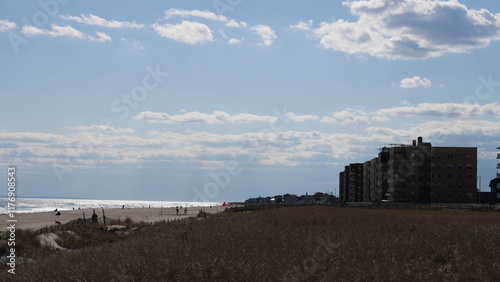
[1,0,499,202]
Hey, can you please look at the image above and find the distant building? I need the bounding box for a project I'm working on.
[363,148,389,202]
[339,163,364,202]
[341,137,478,203]
[489,146,500,204]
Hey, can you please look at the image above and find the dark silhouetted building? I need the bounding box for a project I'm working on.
[341,137,477,203]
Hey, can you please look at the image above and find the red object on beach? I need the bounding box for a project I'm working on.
[222,202,227,207]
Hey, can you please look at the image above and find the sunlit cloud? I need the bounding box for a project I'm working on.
[60,14,144,29]
[151,21,213,44]
[311,0,500,60]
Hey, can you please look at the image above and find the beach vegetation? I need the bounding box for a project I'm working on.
[1,206,500,280]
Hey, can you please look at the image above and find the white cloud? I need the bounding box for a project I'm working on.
[312,0,500,60]
[321,109,371,125]
[226,19,247,28]
[228,38,243,44]
[165,8,228,22]
[367,120,500,139]
[68,125,134,134]
[22,24,84,39]
[152,21,213,44]
[21,24,112,42]
[133,111,278,124]
[286,113,319,122]
[371,116,391,123]
[90,31,112,42]
[400,76,432,88]
[0,19,16,32]
[250,25,277,47]
[289,20,313,31]
[60,14,144,29]
[376,102,500,118]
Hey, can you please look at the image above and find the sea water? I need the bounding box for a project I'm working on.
[0,197,220,214]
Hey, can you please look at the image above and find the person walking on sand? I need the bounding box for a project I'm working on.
[184,207,187,215]
[176,206,179,215]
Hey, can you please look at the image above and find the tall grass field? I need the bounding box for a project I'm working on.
[2,206,500,281]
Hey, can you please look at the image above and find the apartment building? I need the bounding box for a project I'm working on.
[341,137,477,203]
[339,163,364,202]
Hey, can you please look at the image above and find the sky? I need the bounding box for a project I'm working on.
[1,0,499,202]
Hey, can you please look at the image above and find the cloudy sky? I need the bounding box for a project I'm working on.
[1,0,499,202]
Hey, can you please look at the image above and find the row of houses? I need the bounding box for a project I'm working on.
[245,192,337,204]
[339,137,478,203]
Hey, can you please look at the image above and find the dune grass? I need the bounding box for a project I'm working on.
[2,206,500,281]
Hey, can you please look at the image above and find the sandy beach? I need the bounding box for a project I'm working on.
[0,205,225,230]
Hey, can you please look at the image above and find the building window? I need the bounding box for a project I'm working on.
[447,154,454,160]
[467,164,473,170]
[447,173,453,179]
[447,192,453,198]
[447,183,453,188]
[466,173,472,179]
[458,154,462,160]
[447,163,454,169]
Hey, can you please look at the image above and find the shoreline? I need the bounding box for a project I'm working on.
[0,205,225,231]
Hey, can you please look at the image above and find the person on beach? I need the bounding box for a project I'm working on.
[176,207,179,215]
[184,207,187,215]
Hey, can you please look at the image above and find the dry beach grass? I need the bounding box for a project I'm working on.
[2,205,500,281]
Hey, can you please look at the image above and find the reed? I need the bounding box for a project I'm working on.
[2,206,500,281]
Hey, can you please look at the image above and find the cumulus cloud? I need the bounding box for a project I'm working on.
[133,111,278,124]
[400,76,432,88]
[0,19,16,32]
[91,31,112,42]
[289,20,313,31]
[226,19,247,28]
[165,8,227,22]
[21,24,111,42]
[60,14,144,29]
[367,120,500,139]
[250,25,277,47]
[286,113,319,122]
[312,0,500,60]
[68,125,135,134]
[376,102,500,118]
[228,38,243,44]
[151,21,213,44]
[371,116,391,123]
[321,109,371,125]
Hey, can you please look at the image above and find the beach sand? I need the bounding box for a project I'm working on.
[0,205,226,230]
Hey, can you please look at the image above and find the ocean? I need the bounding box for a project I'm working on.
[0,197,220,214]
